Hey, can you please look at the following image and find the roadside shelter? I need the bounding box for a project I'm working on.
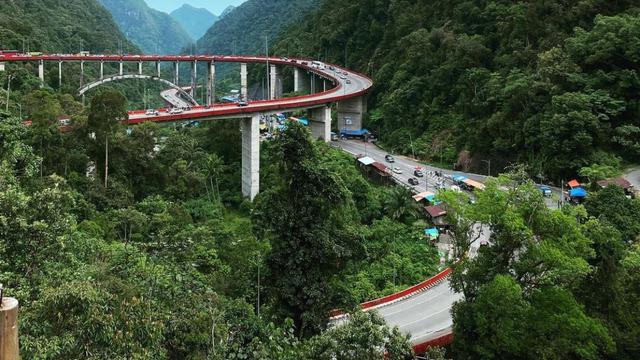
[597,177,634,194]
[425,204,449,228]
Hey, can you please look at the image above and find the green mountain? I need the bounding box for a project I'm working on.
[219,5,236,19]
[0,0,137,53]
[170,4,218,40]
[99,0,193,54]
[196,0,320,55]
[274,0,640,179]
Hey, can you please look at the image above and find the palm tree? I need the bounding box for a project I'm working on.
[383,186,421,223]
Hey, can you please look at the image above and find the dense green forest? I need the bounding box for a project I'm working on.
[274,0,640,180]
[0,0,138,54]
[99,0,194,55]
[196,0,321,55]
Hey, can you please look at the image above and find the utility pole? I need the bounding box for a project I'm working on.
[481,159,491,177]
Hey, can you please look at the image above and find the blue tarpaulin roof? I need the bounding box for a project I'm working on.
[570,187,587,198]
[425,228,439,239]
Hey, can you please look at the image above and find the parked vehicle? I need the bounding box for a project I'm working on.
[538,185,552,197]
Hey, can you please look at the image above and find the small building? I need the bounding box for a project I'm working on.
[597,177,634,194]
[567,179,581,189]
[425,204,449,228]
[356,156,393,185]
[413,191,436,205]
[462,178,486,191]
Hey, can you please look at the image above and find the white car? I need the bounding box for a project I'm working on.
[169,108,183,114]
[145,109,159,116]
[392,167,403,174]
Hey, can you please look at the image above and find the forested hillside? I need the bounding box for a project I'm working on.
[0,0,137,53]
[170,4,218,40]
[99,0,193,54]
[275,0,640,180]
[196,0,321,55]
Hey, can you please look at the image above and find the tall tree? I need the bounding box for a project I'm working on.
[87,90,127,188]
[253,122,360,336]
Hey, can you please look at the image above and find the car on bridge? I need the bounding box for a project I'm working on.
[145,109,159,116]
[237,101,249,107]
[169,108,183,114]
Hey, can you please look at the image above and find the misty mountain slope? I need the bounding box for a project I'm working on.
[99,0,193,54]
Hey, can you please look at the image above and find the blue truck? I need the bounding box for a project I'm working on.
[339,128,371,139]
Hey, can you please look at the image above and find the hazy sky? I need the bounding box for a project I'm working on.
[144,0,247,15]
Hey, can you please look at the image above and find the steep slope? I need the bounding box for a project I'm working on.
[274,0,640,179]
[0,0,137,53]
[170,4,218,40]
[99,0,193,54]
[219,5,236,19]
[197,0,320,55]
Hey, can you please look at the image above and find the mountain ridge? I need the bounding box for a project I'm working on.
[170,4,218,40]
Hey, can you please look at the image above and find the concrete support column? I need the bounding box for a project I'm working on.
[269,64,278,100]
[323,80,327,92]
[190,60,197,97]
[138,61,143,75]
[38,60,44,86]
[156,61,161,78]
[0,297,19,360]
[174,61,179,85]
[240,62,248,101]
[293,67,309,93]
[337,96,366,131]
[310,74,316,94]
[310,105,332,142]
[58,61,63,88]
[0,62,5,72]
[207,61,215,106]
[119,61,124,76]
[99,61,104,79]
[241,115,260,200]
[80,60,84,87]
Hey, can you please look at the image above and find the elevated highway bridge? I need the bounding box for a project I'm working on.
[0,52,457,355]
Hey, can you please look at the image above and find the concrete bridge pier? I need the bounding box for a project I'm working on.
[240,63,248,101]
[241,114,260,200]
[174,61,179,85]
[293,67,310,93]
[80,60,84,87]
[138,61,143,75]
[190,60,197,98]
[0,62,5,72]
[337,96,366,131]
[310,74,316,94]
[38,60,44,86]
[99,61,104,79]
[156,61,161,78]
[269,64,283,100]
[58,61,63,88]
[207,61,215,106]
[119,61,124,76]
[310,105,332,142]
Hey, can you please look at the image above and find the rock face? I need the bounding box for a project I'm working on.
[99,0,193,54]
[170,4,218,41]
